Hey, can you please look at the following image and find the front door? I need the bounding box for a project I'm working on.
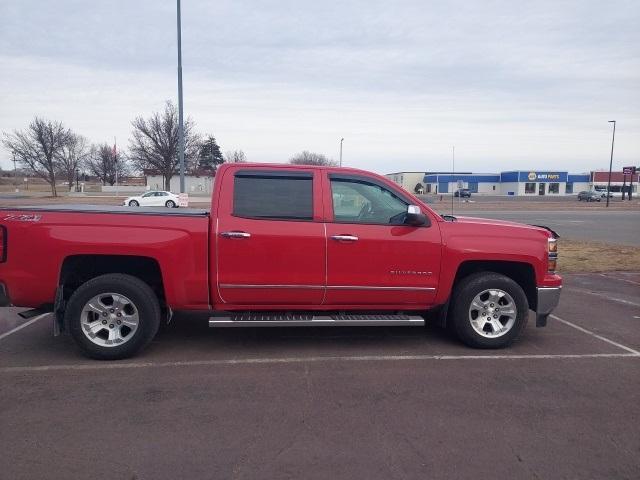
[538,183,546,195]
[216,168,325,305]
[324,174,441,306]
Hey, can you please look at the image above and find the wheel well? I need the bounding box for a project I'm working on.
[452,260,537,311]
[59,255,166,306]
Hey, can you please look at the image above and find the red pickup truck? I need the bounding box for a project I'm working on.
[0,163,561,359]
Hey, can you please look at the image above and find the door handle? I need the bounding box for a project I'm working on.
[220,231,251,239]
[331,234,359,242]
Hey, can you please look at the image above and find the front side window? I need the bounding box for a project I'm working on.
[233,172,313,220]
[525,183,536,194]
[142,192,155,198]
[331,178,409,225]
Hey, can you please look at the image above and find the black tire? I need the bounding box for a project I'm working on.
[65,274,161,360]
[166,200,176,208]
[449,272,528,349]
[129,200,139,207]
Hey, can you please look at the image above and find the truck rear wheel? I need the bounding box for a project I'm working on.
[65,274,161,360]
[449,272,528,349]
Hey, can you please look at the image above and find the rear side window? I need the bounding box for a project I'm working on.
[233,172,313,220]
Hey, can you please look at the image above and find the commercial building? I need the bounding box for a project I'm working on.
[497,171,591,196]
[385,172,430,193]
[387,170,600,196]
[590,171,639,195]
[422,173,501,194]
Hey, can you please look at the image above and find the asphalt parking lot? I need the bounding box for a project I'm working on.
[1,272,639,480]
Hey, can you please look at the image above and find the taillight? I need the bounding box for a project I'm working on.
[548,237,557,272]
[0,226,6,262]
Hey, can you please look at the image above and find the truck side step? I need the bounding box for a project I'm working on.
[209,313,425,327]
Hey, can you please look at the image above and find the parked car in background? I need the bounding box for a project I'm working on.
[577,191,601,202]
[124,191,180,208]
[454,188,471,198]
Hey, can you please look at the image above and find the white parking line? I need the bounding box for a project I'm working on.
[0,313,49,341]
[564,287,640,308]
[1,314,638,374]
[597,273,640,286]
[550,314,640,355]
[0,352,638,374]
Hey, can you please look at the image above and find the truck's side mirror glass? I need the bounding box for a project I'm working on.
[405,205,428,226]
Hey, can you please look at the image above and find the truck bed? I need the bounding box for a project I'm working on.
[0,204,211,310]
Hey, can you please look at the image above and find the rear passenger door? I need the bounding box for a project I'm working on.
[215,168,326,305]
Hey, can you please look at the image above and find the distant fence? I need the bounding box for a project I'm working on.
[101,185,148,193]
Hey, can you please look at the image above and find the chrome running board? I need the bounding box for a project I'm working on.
[209,313,425,328]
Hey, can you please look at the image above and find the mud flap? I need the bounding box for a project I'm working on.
[53,285,65,336]
[536,313,548,328]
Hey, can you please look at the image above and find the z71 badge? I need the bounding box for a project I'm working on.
[3,214,42,222]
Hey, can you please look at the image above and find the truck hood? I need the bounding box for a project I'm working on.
[450,216,558,238]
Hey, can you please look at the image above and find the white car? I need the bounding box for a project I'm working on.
[124,191,180,208]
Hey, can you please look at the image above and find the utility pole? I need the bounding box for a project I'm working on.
[339,138,344,167]
[451,146,455,215]
[606,120,616,207]
[177,0,186,193]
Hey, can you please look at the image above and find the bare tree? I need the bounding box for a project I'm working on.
[2,117,70,196]
[128,101,200,190]
[224,149,247,163]
[289,151,336,166]
[85,143,128,186]
[56,133,90,190]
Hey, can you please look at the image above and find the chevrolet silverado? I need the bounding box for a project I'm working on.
[0,163,561,359]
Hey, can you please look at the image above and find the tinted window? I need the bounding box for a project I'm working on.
[331,178,408,224]
[233,173,313,220]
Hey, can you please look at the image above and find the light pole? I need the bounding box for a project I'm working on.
[76,168,80,192]
[177,0,186,193]
[12,152,17,192]
[606,120,616,207]
[339,138,344,167]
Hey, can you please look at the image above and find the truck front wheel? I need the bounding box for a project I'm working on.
[450,272,528,349]
[65,274,161,360]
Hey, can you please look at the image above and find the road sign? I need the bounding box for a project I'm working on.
[178,193,189,207]
[622,166,635,175]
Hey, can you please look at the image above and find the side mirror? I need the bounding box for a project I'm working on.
[405,205,428,226]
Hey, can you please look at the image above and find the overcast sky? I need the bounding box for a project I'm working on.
[1,0,638,174]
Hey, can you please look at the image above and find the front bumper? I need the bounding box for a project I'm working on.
[535,286,561,327]
[0,283,11,307]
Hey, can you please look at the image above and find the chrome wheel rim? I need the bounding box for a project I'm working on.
[80,293,139,347]
[468,289,517,338]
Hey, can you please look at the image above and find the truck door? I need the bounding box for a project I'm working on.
[323,173,441,306]
[215,168,325,305]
